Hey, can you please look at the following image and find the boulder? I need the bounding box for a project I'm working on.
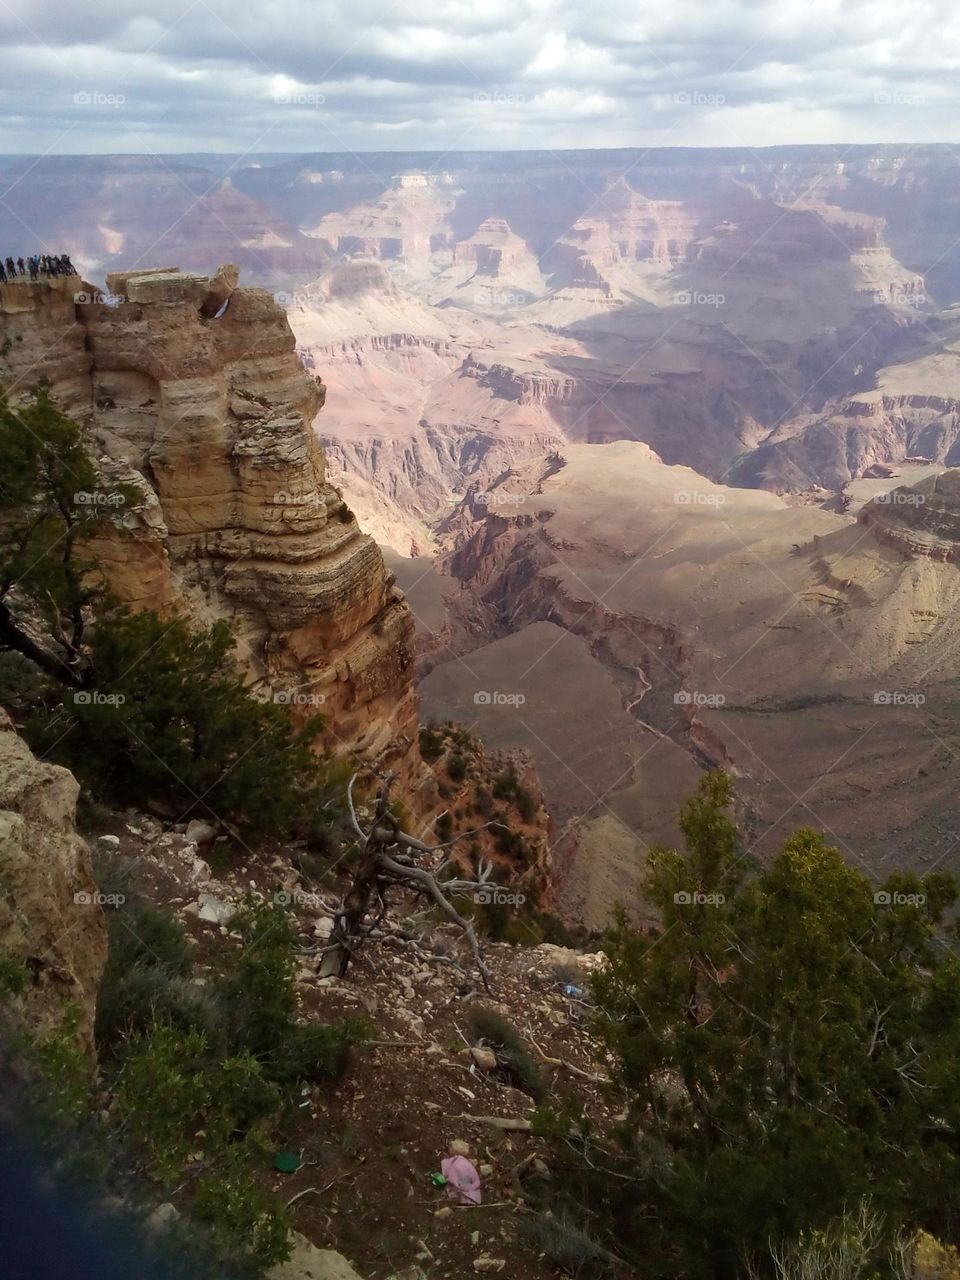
[267,1232,365,1280]
[0,712,107,1050]
[464,1046,497,1072]
[124,270,209,306]
[105,266,179,297]
[185,818,218,846]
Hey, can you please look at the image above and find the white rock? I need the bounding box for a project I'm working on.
[472,1259,506,1274]
[267,1232,365,1280]
[449,1138,471,1157]
[465,1046,497,1072]
[196,893,236,925]
[185,818,217,846]
[177,845,212,884]
[98,834,120,848]
[313,916,334,940]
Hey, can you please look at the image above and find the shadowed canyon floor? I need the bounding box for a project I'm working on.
[412,445,960,927]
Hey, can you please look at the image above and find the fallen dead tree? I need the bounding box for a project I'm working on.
[322,772,503,988]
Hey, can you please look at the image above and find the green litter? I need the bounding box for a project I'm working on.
[273,1151,301,1174]
[428,1171,448,1188]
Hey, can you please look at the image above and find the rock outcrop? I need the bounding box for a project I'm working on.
[0,712,107,1051]
[858,469,960,561]
[0,269,424,793]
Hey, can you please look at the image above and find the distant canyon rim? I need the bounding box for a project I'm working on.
[8,144,960,924]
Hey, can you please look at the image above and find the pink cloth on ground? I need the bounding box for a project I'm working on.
[441,1155,482,1204]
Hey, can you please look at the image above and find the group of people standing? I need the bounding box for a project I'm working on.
[0,253,76,283]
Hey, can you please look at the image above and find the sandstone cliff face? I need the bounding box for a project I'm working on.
[0,712,107,1051]
[0,270,423,794]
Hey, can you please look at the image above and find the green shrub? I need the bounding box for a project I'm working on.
[26,1006,97,1127]
[95,904,207,1052]
[492,768,519,800]
[28,610,325,838]
[193,1160,293,1270]
[220,901,299,1066]
[419,725,445,761]
[278,1016,369,1085]
[220,900,367,1086]
[466,1006,546,1101]
[0,948,28,998]
[447,753,468,782]
[522,1211,616,1278]
[91,845,141,902]
[114,1025,279,1183]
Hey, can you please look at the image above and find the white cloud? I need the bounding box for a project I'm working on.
[2,0,960,150]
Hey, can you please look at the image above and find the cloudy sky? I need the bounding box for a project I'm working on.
[1,0,958,153]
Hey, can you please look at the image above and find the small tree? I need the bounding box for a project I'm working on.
[0,387,129,685]
[562,772,960,1280]
[28,609,326,835]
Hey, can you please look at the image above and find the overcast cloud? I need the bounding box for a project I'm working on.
[1,0,958,153]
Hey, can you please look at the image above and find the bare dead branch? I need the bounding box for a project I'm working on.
[327,773,498,989]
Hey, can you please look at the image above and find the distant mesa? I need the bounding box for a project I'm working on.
[316,259,399,302]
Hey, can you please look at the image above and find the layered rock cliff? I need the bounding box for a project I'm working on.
[858,469,960,560]
[0,269,423,794]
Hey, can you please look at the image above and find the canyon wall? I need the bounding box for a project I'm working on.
[0,270,424,797]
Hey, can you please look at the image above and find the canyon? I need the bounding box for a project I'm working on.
[5,145,960,923]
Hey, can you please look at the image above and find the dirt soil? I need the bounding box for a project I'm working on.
[92,810,623,1280]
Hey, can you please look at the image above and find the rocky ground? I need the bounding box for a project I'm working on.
[92,807,618,1280]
